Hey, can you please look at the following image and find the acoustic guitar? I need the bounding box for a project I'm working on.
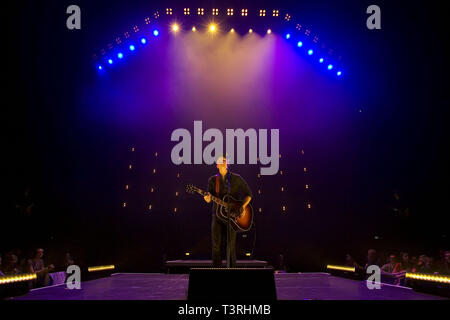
[185,184,254,232]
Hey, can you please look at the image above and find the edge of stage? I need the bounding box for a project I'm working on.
[13,272,446,300]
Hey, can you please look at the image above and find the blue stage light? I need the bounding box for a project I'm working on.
[108,59,113,64]
[286,33,291,39]
[129,45,135,51]
[308,49,313,55]
[337,71,342,76]
[153,29,159,37]
[328,64,333,70]
[297,41,303,47]
[319,58,324,63]
[141,37,147,44]
[98,65,103,70]
[117,53,123,59]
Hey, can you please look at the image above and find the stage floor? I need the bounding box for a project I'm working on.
[14,272,446,300]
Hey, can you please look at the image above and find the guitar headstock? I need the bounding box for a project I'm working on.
[185,184,196,194]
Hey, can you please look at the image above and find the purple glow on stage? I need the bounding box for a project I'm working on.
[84,32,352,157]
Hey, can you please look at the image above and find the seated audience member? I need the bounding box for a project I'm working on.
[381,254,397,274]
[412,255,427,273]
[64,252,75,269]
[424,256,436,274]
[345,253,361,269]
[3,253,20,275]
[443,251,450,274]
[365,249,380,270]
[19,255,34,274]
[435,251,450,275]
[28,248,55,287]
[393,252,411,273]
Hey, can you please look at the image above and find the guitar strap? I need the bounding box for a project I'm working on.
[215,174,220,195]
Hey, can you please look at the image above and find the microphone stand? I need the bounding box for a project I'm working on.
[226,171,231,268]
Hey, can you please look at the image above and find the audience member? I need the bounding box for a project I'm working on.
[412,255,427,273]
[381,254,397,273]
[28,248,55,287]
[393,252,411,272]
[3,253,20,275]
[64,252,75,269]
[436,251,450,274]
[345,253,361,270]
[364,249,380,270]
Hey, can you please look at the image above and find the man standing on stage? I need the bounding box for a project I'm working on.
[203,156,253,268]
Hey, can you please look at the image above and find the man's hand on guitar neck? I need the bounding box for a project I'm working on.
[204,192,212,203]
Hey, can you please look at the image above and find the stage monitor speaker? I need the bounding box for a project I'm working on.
[187,268,277,301]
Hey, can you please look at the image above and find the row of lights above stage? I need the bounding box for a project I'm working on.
[287,33,341,76]
[98,30,159,70]
[174,8,281,17]
[97,24,342,78]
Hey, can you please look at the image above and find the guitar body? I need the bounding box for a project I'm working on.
[217,195,253,232]
[185,184,254,232]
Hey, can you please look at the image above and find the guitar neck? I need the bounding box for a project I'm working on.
[194,188,227,207]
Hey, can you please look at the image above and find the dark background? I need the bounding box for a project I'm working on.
[4,0,449,272]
